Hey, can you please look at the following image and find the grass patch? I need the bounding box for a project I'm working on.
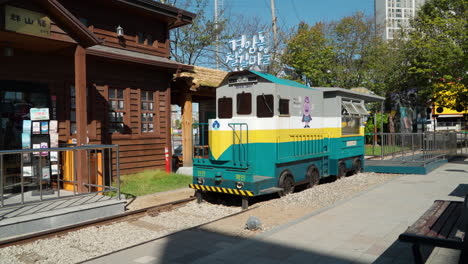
[365,145,409,156]
[112,170,192,197]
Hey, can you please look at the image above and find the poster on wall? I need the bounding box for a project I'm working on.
[21,133,31,149]
[49,120,58,133]
[51,164,59,175]
[41,121,49,134]
[42,167,50,180]
[50,133,58,148]
[50,151,58,162]
[32,143,40,156]
[23,120,31,133]
[40,142,48,156]
[32,122,41,134]
[22,153,31,163]
[30,108,49,121]
[23,166,33,177]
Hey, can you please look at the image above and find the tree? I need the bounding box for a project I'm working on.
[406,0,467,111]
[167,0,229,66]
[282,22,335,86]
[282,12,401,95]
[328,12,383,89]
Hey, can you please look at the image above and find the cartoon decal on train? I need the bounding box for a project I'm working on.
[189,70,384,208]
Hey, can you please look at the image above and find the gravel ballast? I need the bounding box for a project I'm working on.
[0,172,397,264]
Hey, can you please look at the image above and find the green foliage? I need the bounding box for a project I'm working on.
[117,170,192,197]
[282,22,335,86]
[283,13,402,96]
[406,0,467,104]
[365,113,389,134]
[169,0,229,65]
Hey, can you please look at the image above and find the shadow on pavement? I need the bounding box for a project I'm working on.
[373,239,436,264]
[84,226,368,264]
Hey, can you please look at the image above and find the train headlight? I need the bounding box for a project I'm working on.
[197,177,205,185]
[236,181,244,189]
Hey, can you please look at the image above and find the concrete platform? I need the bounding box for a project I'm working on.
[0,192,125,240]
[85,157,468,264]
[365,158,448,174]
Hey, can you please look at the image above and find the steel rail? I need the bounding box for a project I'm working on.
[0,197,196,248]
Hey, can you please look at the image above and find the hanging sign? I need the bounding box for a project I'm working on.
[5,5,51,37]
[225,31,271,70]
[30,108,50,121]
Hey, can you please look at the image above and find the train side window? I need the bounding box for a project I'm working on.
[237,92,252,115]
[257,94,274,118]
[218,97,232,119]
[279,99,289,116]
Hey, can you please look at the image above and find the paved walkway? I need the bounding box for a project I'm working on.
[85,158,468,264]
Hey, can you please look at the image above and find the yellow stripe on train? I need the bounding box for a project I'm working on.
[189,184,254,196]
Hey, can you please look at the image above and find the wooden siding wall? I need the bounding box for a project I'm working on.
[59,0,170,57]
[1,50,173,176]
[87,57,172,175]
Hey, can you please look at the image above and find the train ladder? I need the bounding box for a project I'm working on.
[228,123,249,168]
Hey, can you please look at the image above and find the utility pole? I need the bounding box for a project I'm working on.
[270,0,278,51]
[270,0,278,73]
[214,0,219,69]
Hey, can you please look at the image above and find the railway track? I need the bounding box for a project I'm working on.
[0,197,196,249]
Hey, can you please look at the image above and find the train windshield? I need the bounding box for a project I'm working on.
[218,97,232,118]
[237,92,252,115]
[257,94,274,118]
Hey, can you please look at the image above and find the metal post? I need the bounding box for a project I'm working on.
[95,150,99,193]
[57,150,61,198]
[73,149,77,196]
[0,154,3,207]
[380,102,384,160]
[39,155,43,201]
[20,153,24,204]
[116,146,121,200]
[87,150,91,192]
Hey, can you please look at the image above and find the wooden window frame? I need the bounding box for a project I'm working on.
[107,86,130,135]
[139,89,160,136]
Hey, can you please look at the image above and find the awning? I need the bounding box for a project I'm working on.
[86,45,193,71]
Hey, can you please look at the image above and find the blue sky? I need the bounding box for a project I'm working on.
[220,0,375,29]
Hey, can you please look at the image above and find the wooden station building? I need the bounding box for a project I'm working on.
[0,0,195,190]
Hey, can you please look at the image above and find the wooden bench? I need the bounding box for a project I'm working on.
[398,195,468,264]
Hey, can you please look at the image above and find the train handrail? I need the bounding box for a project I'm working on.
[228,123,249,168]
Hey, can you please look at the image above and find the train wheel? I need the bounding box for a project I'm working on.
[306,165,320,188]
[353,158,362,174]
[278,171,295,197]
[337,161,346,179]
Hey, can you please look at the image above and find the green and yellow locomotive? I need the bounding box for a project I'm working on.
[189,70,384,208]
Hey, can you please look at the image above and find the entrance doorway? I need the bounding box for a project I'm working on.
[0,80,50,193]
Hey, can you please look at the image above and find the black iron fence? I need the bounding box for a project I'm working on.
[0,144,120,208]
[365,132,467,164]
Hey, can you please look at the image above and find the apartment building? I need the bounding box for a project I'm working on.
[375,0,426,40]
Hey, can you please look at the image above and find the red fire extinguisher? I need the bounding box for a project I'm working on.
[165,147,170,173]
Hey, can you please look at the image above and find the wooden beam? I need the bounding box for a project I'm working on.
[74,45,88,192]
[165,83,172,172]
[182,89,193,167]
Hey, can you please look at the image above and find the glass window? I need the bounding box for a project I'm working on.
[109,88,126,133]
[342,116,361,135]
[342,101,360,115]
[218,97,232,119]
[353,103,370,116]
[257,94,274,118]
[137,32,145,44]
[236,92,251,115]
[141,90,156,133]
[279,99,289,115]
[146,34,154,46]
[70,85,76,134]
